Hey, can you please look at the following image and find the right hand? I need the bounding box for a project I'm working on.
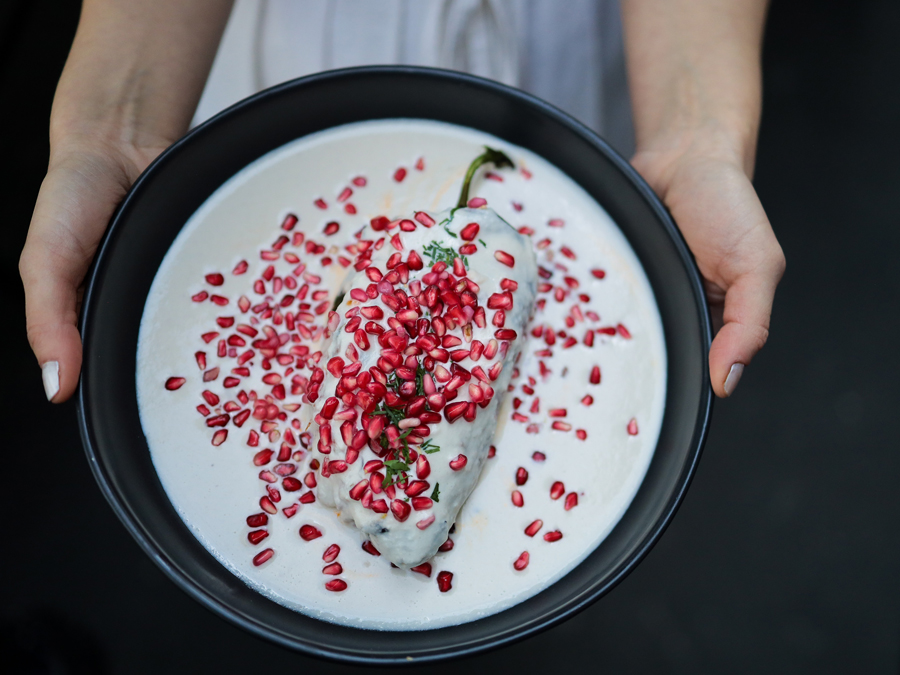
[19,133,169,402]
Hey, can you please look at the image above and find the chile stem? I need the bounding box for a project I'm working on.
[456,146,515,208]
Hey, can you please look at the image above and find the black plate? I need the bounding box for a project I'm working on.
[77,66,712,665]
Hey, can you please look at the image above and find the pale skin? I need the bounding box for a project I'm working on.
[20,0,783,402]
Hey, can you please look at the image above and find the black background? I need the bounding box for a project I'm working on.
[1,1,897,673]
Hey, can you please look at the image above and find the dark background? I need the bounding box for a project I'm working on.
[1,1,897,673]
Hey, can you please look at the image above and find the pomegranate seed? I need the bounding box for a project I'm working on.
[576,429,587,440]
[260,496,277,514]
[253,449,273,466]
[416,515,436,530]
[248,529,269,545]
[438,538,454,552]
[165,377,186,391]
[513,551,530,571]
[411,562,432,577]
[411,496,433,510]
[581,394,594,406]
[211,430,227,446]
[449,454,467,471]
[445,402,468,423]
[247,513,268,527]
[590,269,606,279]
[192,291,208,302]
[299,524,322,541]
[565,492,579,510]
[324,221,340,236]
[437,571,453,592]
[322,544,340,562]
[550,482,565,500]
[589,366,601,385]
[511,490,524,507]
[627,418,639,435]
[280,213,298,231]
[548,408,567,418]
[525,519,543,537]
[405,481,430,497]
[467,197,487,208]
[532,451,546,461]
[205,273,224,286]
[325,579,347,592]
[282,504,298,518]
[252,548,274,566]
[393,167,407,182]
[516,467,528,486]
[494,250,515,267]
[362,541,380,556]
[391,499,411,522]
[460,222,480,241]
[348,480,368,501]
[543,530,563,542]
[322,562,343,576]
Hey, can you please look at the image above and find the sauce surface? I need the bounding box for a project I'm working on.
[137,119,666,630]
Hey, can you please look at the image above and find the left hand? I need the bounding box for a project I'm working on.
[632,131,785,398]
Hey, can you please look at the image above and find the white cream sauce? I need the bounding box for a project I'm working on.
[137,119,666,630]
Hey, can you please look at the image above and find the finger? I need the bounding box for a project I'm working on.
[20,233,88,402]
[708,256,785,398]
[20,154,128,402]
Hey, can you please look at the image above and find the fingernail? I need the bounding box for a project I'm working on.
[42,361,60,401]
[723,363,744,397]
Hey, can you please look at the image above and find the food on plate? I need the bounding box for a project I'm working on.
[137,119,666,630]
[313,149,538,566]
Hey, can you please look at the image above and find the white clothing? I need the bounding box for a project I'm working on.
[195,0,634,156]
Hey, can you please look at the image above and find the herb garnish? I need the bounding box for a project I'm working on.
[382,459,410,488]
[415,362,427,397]
[423,241,467,268]
[478,239,487,247]
[421,439,441,454]
[430,483,440,502]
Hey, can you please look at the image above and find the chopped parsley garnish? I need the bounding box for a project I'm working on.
[415,362,427,397]
[443,226,458,239]
[421,439,441,454]
[430,483,440,502]
[478,239,487,247]
[372,402,405,426]
[382,459,410,489]
[423,240,468,268]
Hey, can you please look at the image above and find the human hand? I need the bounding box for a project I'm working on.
[20,134,167,402]
[18,0,234,402]
[632,130,785,398]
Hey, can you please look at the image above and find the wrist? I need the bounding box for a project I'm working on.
[632,115,759,192]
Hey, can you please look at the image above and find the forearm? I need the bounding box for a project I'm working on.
[51,0,233,154]
[622,0,769,175]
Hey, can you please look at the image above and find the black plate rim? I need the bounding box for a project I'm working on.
[76,65,713,665]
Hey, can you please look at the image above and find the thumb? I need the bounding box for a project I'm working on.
[20,250,84,403]
[708,257,785,398]
[20,152,132,402]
